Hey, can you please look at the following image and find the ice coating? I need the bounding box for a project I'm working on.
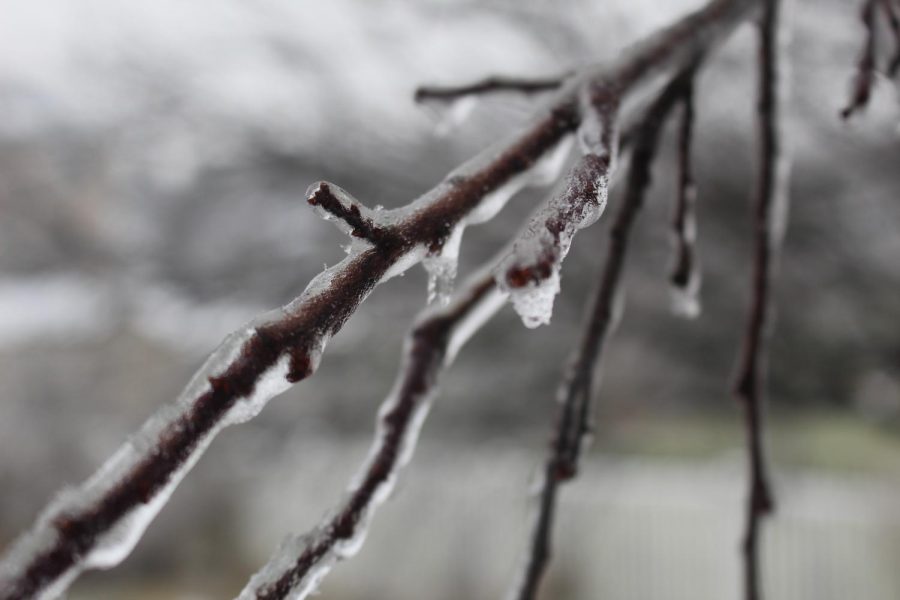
[415,131,574,306]
[241,273,504,600]
[768,152,792,248]
[670,274,701,318]
[669,182,702,319]
[422,226,463,305]
[496,150,612,329]
[0,328,293,598]
[3,1,773,588]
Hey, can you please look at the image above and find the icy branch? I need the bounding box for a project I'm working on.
[0,97,577,600]
[495,94,616,328]
[508,64,700,600]
[241,269,504,600]
[669,80,702,318]
[0,1,761,598]
[733,1,789,599]
[414,74,571,104]
[306,182,394,246]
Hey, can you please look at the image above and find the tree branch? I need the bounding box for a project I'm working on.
[243,267,503,600]
[415,74,571,104]
[306,182,395,246]
[733,1,789,598]
[0,1,761,597]
[509,63,701,600]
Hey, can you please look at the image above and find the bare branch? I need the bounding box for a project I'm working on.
[243,268,503,600]
[669,79,702,318]
[0,1,761,597]
[734,0,789,598]
[842,0,878,119]
[414,74,571,104]
[509,63,701,600]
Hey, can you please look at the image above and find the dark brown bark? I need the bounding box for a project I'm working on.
[733,1,785,599]
[512,64,700,600]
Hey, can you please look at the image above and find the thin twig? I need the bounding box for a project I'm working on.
[734,0,788,599]
[415,74,571,103]
[510,63,701,600]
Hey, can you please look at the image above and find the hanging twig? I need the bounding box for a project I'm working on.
[733,0,789,598]
[509,63,701,600]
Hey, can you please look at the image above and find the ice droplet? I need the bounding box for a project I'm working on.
[509,270,561,329]
[669,280,701,318]
[424,96,478,137]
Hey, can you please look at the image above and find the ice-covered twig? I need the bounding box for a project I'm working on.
[842,0,878,119]
[509,64,701,600]
[0,1,761,597]
[669,79,702,318]
[495,89,617,328]
[306,182,394,245]
[242,269,504,600]
[733,1,789,599]
[414,74,571,104]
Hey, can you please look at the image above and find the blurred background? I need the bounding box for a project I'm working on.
[1,0,899,598]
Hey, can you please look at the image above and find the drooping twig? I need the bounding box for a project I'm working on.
[415,74,571,104]
[842,0,878,119]
[243,269,504,600]
[509,63,701,600]
[669,78,702,318]
[733,0,789,599]
[0,1,761,597]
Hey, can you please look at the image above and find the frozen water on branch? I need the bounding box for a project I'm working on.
[495,91,616,328]
[0,325,293,598]
[241,274,505,600]
[497,136,613,328]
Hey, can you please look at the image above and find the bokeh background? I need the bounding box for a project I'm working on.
[1,0,899,598]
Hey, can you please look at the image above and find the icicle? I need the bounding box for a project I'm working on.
[421,95,479,137]
[422,226,463,305]
[668,85,703,319]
